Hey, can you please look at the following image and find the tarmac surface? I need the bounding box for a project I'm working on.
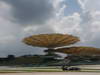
[0,72,100,75]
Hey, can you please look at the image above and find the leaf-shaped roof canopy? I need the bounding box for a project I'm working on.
[54,46,100,56]
[23,33,79,48]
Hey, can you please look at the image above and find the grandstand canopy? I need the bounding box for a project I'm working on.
[54,47,100,56]
[23,33,79,48]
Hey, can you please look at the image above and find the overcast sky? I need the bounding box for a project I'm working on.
[0,0,100,57]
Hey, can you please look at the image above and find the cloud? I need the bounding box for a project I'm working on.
[78,0,100,12]
[52,13,81,34]
[1,0,100,57]
[75,0,100,47]
[1,0,54,26]
[0,0,65,57]
[23,25,55,36]
[45,0,100,48]
[78,0,88,11]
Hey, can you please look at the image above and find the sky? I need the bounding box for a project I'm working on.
[0,0,100,57]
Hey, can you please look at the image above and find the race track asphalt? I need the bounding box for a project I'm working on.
[0,72,100,75]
